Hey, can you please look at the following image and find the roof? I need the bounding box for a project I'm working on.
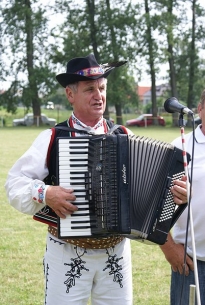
[137,86,151,100]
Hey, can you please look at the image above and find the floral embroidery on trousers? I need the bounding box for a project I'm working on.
[103,248,123,288]
[64,246,89,293]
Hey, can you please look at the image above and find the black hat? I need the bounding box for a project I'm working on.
[56,53,127,88]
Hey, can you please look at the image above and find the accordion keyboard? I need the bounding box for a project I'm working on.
[58,138,93,237]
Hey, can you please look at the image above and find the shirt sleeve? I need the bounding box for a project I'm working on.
[5,129,52,215]
[126,127,134,135]
[171,136,182,148]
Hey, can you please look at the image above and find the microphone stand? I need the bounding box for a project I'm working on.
[178,114,201,305]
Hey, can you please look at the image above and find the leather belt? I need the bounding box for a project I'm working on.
[48,225,124,249]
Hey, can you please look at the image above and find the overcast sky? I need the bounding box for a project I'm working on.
[1,0,205,89]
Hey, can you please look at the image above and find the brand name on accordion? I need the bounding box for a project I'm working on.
[122,164,127,184]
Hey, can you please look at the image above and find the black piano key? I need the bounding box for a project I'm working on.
[71,225,94,229]
[71,213,93,217]
[77,208,91,211]
[71,220,96,224]
[69,182,89,185]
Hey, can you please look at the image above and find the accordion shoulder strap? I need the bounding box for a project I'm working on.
[46,119,127,167]
[54,125,90,134]
[47,126,56,168]
[107,124,128,134]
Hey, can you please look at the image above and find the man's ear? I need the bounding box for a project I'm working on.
[65,87,74,104]
[197,103,202,118]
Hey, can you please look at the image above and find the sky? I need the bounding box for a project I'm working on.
[1,0,205,90]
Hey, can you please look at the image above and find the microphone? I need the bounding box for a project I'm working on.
[164,97,193,115]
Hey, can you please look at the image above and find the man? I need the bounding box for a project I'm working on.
[5,54,188,305]
[160,89,205,305]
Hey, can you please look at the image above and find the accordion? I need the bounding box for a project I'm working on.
[34,134,190,245]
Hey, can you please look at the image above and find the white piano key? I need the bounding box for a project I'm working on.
[59,154,88,158]
[59,177,85,183]
[69,215,91,221]
[60,215,91,236]
[59,144,89,149]
[59,138,89,143]
[60,184,87,190]
[60,166,88,172]
[59,139,89,144]
[59,160,88,164]
[59,179,86,183]
[74,205,89,209]
[73,199,88,204]
[60,183,86,191]
[73,191,87,195]
[71,210,90,215]
[60,143,90,147]
[60,230,91,237]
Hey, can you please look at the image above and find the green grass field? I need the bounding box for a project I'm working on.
[0,125,192,305]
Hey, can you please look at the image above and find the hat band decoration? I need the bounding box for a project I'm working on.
[75,66,105,77]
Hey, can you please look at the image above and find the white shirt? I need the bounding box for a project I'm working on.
[172,125,205,260]
[5,128,51,215]
[5,117,132,216]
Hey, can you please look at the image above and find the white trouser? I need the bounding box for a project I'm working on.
[43,233,133,305]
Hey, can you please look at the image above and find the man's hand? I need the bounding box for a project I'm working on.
[171,175,189,205]
[45,186,77,218]
[160,233,194,276]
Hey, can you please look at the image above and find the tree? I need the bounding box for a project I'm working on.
[0,0,56,124]
[150,0,205,126]
[174,1,205,113]
[2,0,205,125]
[143,0,158,124]
[185,0,205,125]
[102,0,133,124]
[154,0,180,126]
[53,0,138,124]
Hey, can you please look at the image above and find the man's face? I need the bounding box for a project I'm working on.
[197,99,205,135]
[66,78,107,125]
[198,101,205,125]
